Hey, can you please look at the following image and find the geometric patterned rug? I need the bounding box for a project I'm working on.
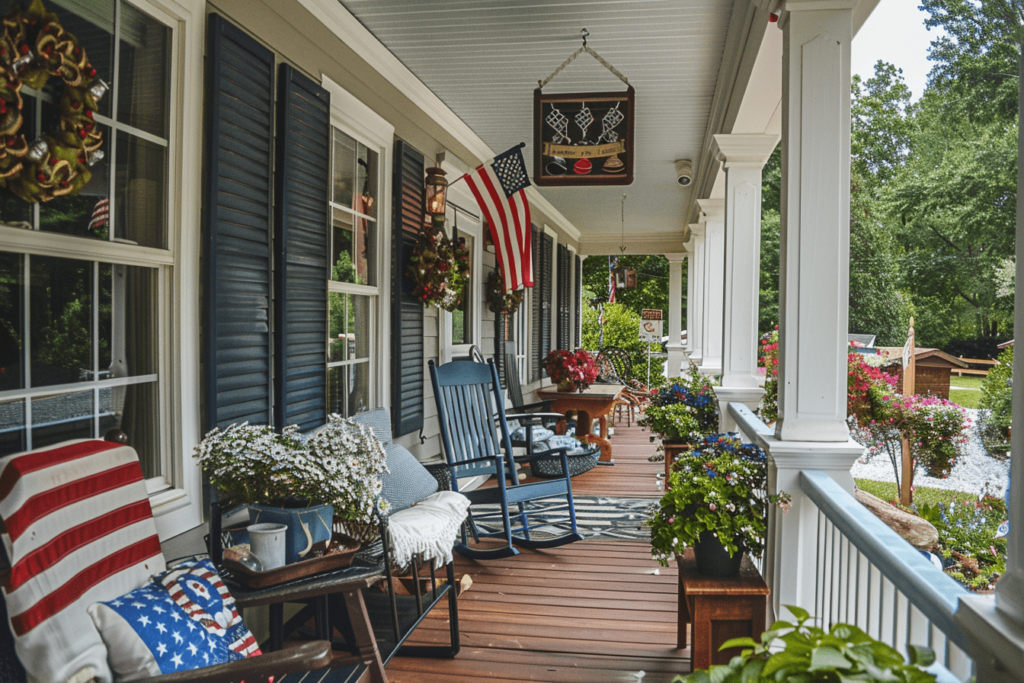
[472,495,657,542]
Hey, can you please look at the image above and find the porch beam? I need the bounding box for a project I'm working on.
[696,198,725,376]
[684,224,706,367]
[684,242,695,355]
[664,253,687,379]
[710,133,778,431]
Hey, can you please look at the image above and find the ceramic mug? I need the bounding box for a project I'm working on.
[247,522,288,570]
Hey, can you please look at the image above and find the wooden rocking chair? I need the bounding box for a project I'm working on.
[429,359,584,560]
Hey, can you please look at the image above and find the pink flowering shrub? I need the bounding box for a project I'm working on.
[757,327,779,423]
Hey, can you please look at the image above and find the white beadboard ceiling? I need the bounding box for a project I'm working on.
[339,0,734,242]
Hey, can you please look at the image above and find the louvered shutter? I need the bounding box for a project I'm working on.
[495,311,506,389]
[202,14,275,431]
[273,65,330,432]
[557,244,570,350]
[391,140,426,436]
[530,229,542,381]
[574,253,582,349]
[540,233,553,362]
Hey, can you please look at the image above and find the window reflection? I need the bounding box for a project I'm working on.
[332,208,375,286]
[0,252,23,392]
[30,256,93,387]
[329,292,370,363]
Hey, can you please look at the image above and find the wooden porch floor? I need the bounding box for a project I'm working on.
[387,422,690,682]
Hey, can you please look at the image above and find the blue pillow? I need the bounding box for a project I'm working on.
[349,408,393,445]
[509,425,554,443]
[88,558,260,679]
[381,443,439,512]
[544,435,590,455]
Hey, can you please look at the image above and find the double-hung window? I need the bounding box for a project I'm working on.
[327,127,379,417]
[0,0,173,489]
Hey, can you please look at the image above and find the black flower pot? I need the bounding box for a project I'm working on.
[693,531,744,577]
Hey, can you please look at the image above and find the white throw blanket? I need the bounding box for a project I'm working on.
[388,490,471,569]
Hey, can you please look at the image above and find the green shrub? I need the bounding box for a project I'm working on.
[978,346,1012,456]
[581,302,665,382]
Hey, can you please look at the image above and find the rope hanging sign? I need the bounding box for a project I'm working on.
[533,29,634,187]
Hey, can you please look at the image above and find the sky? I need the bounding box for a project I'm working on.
[851,0,946,101]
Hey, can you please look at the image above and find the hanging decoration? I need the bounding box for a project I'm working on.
[534,29,634,186]
[485,269,524,315]
[0,0,106,204]
[408,188,471,312]
[610,194,636,289]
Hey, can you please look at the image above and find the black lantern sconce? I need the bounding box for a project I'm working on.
[424,166,448,222]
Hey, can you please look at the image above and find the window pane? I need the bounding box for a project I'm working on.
[332,129,355,208]
[115,131,167,248]
[0,398,25,456]
[47,0,116,118]
[30,256,93,387]
[331,209,375,286]
[31,389,94,449]
[451,234,472,345]
[355,142,377,219]
[328,363,369,419]
[39,116,112,241]
[328,293,370,363]
[100,265,157,378]
[0,252,24,392]
[117,0,170,137]
[111,380,159,478]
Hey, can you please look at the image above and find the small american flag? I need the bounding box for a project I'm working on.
[608,256,617,304]
[0,439,166,683]
[464,144,532,292]
[88,197,109,231]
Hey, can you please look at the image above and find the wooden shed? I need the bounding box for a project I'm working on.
[877,347,969,400]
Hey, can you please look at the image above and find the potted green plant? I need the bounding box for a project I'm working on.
[650,434,791,577]
[681,606,939,682]
[641,369,719,482]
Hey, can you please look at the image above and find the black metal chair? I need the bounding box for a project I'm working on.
[429,359,584,560]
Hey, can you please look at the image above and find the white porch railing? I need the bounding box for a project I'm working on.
[728,403,975,682]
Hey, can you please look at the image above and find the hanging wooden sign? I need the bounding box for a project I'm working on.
[533,87,635,186]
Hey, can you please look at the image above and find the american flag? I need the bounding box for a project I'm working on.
[464,144,532,292]
[608,256,617,304]
[0,439,167,683]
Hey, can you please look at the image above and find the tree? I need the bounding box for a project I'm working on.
[581,302,665,381]
[920,0,1024,124]
[759,148,781,335]
[581,254,679,326]
[852,64,914,191]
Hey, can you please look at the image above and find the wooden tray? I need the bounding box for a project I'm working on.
[224,532,361,588]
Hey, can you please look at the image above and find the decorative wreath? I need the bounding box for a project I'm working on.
[485,269,524,315]
[0,0,107,203]
[408,220,471,312]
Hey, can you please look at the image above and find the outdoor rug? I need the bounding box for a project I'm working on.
[470,495,656,542]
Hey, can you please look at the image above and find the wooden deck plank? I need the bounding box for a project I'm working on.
[387,423,691,681]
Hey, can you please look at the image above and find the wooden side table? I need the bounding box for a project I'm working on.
[676,549,769,671]
[537,383,625,464]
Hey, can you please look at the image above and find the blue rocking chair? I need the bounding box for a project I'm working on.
[429,359,585,560]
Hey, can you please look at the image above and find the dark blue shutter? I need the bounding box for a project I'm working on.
[574,253,582,349]
[391,140,425,436]
[557,243,570,350]
[530,229,542,381]
[274,65,330,432]
[202,14,275,431]
[540,233,553,360]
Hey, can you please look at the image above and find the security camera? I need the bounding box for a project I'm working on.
[675,159,693,187]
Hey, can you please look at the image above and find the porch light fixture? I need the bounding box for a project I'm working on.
[424,167,448,219]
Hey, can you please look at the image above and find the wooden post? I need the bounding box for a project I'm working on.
[900,318,916,505]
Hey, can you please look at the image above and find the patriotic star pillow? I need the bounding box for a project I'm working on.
[87,558,261,681]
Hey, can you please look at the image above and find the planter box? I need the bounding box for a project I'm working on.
[248,503,334,565]
[663,441,690,490]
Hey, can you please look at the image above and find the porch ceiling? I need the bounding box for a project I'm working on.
[339,0,736,249]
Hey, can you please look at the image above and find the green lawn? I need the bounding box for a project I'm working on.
[855,479,977,505]
[950,375,985,389]
[949,388,980,409]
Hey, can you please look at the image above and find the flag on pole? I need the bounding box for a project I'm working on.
[464,144,532,292]
[608,256,616,304]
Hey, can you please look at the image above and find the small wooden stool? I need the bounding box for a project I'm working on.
[676,549,770,670]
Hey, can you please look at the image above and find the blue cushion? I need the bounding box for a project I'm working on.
[544,435,589,455]
[382,443,439,513]
[509,424,554,443]
[349,408,393,445]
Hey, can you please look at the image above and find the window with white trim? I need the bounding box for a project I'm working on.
[327,127,380,417]
[0,0,172,484]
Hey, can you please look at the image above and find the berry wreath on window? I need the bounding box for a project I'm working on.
[408,222,471,312]
[485,269,523,315]
[0,0,107,204]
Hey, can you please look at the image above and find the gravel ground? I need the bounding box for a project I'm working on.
[850,408,1010,498]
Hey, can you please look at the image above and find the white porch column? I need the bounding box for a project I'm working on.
[684,245,695,354]
[762,0,863,619]
[711,134,778,432]
[952,41,1024,682]
[665,253,687,378]
[697,199,724,376]
[685,225,706,366]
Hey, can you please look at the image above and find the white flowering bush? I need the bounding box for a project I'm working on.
[194,415,390,531]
